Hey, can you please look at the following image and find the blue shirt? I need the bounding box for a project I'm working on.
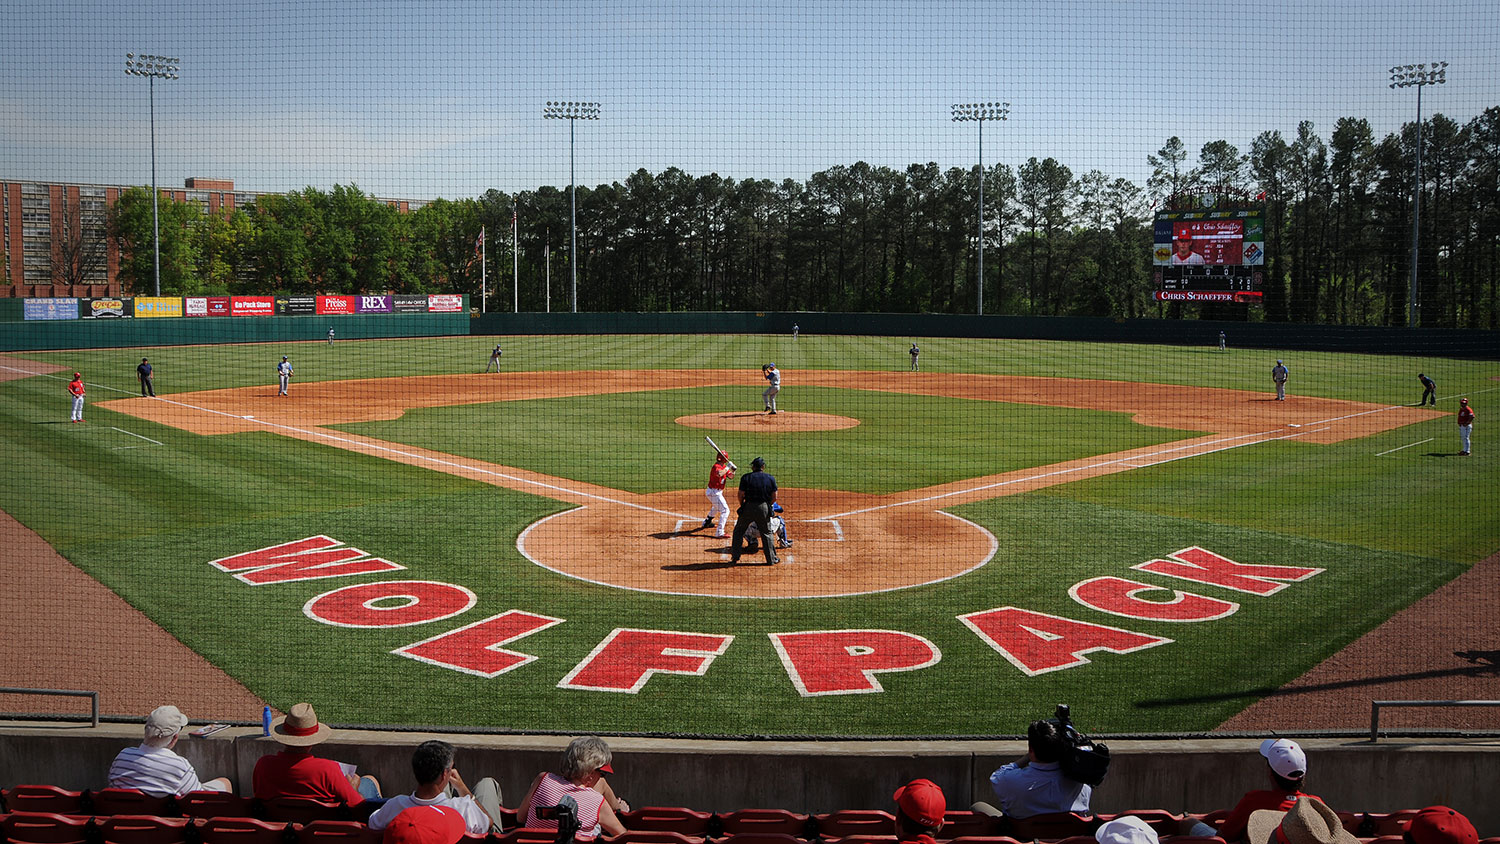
[738,470,777,504]
[988,760,1090,819]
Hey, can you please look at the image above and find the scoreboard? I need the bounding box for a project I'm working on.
[1152,207,1265,302]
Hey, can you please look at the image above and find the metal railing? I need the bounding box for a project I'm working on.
[1369,699,1500,741]
[0,687,99,727]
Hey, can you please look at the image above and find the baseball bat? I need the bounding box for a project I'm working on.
[705,435,724,455]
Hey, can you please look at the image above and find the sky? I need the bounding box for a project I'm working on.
[2,0,1497,202]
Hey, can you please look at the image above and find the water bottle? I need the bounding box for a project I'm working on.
[262,705,272,736]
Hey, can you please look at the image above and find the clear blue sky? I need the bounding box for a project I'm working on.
[2,0,1496,201]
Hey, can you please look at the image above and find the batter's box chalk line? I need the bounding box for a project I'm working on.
[673,518,843,541]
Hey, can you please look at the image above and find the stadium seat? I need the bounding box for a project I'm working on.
[1344,812,1420,838]
[295,821,381,844]
[611,831,707,844]
[1161,837,1228,844]
[821,837,898,844]
[813,810,894,841]
[941,837,1025,844]
[263,798,347,825]
[492,807,519,831]
[0,788,86,816]
[1007,813,1096,841]
[1,812,93,844]
[1097,812,1182,835]
[97,815,193,844]
[718,810,811,838]
[495,829,572,844]
[89,790,177,818]
[719,834,804,844]
[196,817,294,844]
[938,812,999,840]
[178,792,256,820]
[620,808,715,836]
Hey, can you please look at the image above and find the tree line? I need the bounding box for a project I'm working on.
[105,106,1500,327]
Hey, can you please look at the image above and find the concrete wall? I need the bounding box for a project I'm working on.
[2,723,1496,833]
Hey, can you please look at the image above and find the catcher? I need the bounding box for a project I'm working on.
[744,503,792,552]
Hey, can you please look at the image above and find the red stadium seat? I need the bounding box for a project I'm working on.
[263,798,347,825]
[1162,837,1228,844]
[89,790,177,818]
[719,834,804,844]
[491,807,519,831]
[295,821,381,844]
[611,831,707,844]
[495,829,570,844]
[938,812,999,840]
[178,792,256,820]
[2,812,93,844]
[1007,813,1096,841]
[719,810,811,838]
[97,815,193,844]
[945,837,1025,844]
[1097,812,1183,836]
[823,837,898,844]
[813,810,894,841]
[621,808,714,836]
[197,817,293,844]
[1344,812,1420,838]
[0,788,86,816]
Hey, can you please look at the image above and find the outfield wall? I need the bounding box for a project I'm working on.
[473,312,1500,358]
[0,312,470,351]
[1,724,1496,832]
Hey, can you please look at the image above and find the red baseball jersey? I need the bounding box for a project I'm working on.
[708,462,734,490]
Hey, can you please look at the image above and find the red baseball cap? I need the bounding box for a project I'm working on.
[893,778,945,827]
[383,805,466,844]
[1405,807,1477,844]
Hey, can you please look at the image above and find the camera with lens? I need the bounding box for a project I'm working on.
[1049,703,1110,787]
[535,796,580,844]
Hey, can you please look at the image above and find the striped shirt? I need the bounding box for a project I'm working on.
[108,744,216,797]
[525,773,606,841]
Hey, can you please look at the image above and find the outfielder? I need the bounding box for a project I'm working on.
[277,355,293,396]
[701,450,737,538]
[68,372,85,423]
[762,363,781,414]
[909,343,920,371]
[485,344,503,373]
[327,327,335,346]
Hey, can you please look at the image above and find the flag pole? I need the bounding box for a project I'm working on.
[480,226,487,314]
[512,201,519,313]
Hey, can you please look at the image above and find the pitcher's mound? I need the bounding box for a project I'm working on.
[676,412,859,432]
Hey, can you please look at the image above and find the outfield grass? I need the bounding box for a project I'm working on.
[1,334,1494,735]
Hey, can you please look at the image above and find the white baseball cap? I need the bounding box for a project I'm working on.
[1096,816,1159,844]
[1260,738,1307,780]
[145,705,189,739]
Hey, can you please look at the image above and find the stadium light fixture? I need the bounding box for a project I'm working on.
[125,53,180,297]
[951,102,1009,315]
[1387,62,1448,327]
[544,100,601,313]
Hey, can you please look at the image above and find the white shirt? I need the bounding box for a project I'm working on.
[108,744,220,797]
[368,792,494,835]
[767,368,781,388]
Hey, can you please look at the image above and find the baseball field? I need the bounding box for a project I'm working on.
[0,333,1495,736]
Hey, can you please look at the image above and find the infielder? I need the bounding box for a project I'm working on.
[743,503,792,552]
[701,451,737,539]
[68,372,85,423]
[1271,359,1288,401]
[485,344,503,373]
[909,343,920,371]
[762,363,781,414]
[1457,398,1474,456]
[277,355,293,396]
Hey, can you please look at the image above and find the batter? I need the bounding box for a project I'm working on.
[701,451,737,539]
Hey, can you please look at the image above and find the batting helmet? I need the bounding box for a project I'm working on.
[716,451,728,463]
[771,503,783,513]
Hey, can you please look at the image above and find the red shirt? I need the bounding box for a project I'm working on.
[1219,790,1322,842]
[252,748,364,804]
[69,378,85,397]
[708,462,734,490]
[1458,405,1475,425]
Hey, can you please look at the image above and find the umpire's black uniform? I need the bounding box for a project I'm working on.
[732,458,779,565]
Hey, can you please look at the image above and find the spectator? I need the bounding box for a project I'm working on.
[1404,807,1478,844]
[368,740,504,835]
[972,719,1090,819]
[1246,796,1358,844]
[1200,739,1322,843]
[1097,817,1159,844]
[517,737,629,841]
[252,702,382,804]
[107,705,231,796]
[383,805,467,844]
[892,778,945,844]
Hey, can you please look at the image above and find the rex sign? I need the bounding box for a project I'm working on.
[211,539,1323,695]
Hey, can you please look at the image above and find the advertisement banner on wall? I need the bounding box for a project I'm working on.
[317,295,356,315]
[276,296,317,315]
[427,294,464,313]
[23,298,80,320]
[134,297,184,318]
[79,298,133,319]
[206,296,232,316]
[184,297,208,316]
[356,294,393,314]
[392,294,429,313]
[231,296,275,316]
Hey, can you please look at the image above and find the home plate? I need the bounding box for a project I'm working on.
[1287,423,1301,427]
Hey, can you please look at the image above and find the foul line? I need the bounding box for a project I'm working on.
[1376,438,1434,457]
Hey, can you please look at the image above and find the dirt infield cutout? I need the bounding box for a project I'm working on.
[100,370,1441,599]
